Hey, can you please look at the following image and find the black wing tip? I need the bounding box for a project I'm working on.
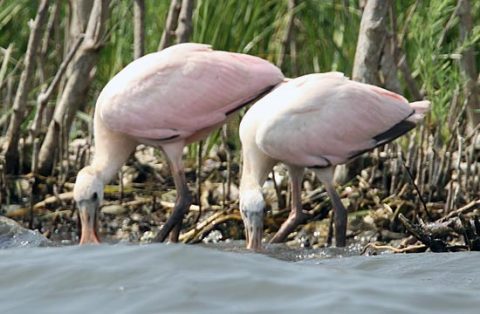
[372,119,416,145]
[348,113,417,161]
[307,156,332,169]
[225,84,279,116]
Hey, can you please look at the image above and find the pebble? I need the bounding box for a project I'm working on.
[101,205,127,215]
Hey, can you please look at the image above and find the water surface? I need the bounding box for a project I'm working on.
[0,243,479,313]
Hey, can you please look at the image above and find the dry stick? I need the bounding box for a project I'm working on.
[397,0,419,47]
[158,0,182,50]
[390,1,422,100]
[457,0,480,129]
[0,159,4,206]
[436,2,460,49]
[362,242,426,254]
[466,133,475,200]
[445,179,454,213]
[29,35,84,150]
[0,44,13,91]
[2,0,51,174]
[453,126,465,210]
[175,0,194,44]
[438,200,480,223]
[401,158,432,221]
[416,124,426,196]
[133,0,145,59]
[179,211,242,243]
[271,170,285,210]
[40,0,60,57]
[382,3,401,93]
[18,138,24,175]
[465,151,471,200]
[352,0,390,85]
[447,87,460,130]
[464,122,480,143]
[397,54,423,101]
[289,19,298,76]
[37,0,109,176]
[38,0,60,86]
[119,168,124,204]
[426,135,435,202]
[220,125,232,203]
[430,124,443,193]
[277,0,297,69]
[389,144,400,195]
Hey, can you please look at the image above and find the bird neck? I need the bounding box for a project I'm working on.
[90,114,137,184]
[240,145,276,205]
[90,155,124,184]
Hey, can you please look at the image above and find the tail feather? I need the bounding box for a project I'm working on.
[407,100,430,123]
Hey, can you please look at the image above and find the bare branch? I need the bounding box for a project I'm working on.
[277,0,297,70]
[2,0,51,174]
[37,0,109,176]
[29,35,85,141]
[158,0,182,50]
[133,0,145,59]
[352,0,390,85]
[175,0,194,43]
[457,0,480,130]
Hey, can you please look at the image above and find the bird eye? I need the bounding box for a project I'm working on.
[91,192,98,201]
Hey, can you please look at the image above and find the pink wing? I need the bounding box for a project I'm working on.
[254,73,422,167]
[97,43,284,140]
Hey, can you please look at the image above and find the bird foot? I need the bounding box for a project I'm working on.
[269,211,310,243]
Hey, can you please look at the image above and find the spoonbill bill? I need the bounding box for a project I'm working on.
[239,72,429,250]
[73,43,284,244]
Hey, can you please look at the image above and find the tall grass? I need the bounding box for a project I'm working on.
[0,0,479,167]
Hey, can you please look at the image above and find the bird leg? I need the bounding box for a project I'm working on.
[154,143,192,243]
[324,182,347,247]
[270,166,306,243]
[315,167,347,247]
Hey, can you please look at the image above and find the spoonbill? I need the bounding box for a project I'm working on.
[73,43,284,244]
[239,72,429,250]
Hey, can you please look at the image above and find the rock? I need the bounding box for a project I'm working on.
[140,231,155,243]
[101,204,127,215]
[0,216,53,249]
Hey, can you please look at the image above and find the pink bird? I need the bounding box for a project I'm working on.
[73,43,284,244]
[239,72,430,250]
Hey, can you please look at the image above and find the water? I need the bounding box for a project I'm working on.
[1,240,479,314]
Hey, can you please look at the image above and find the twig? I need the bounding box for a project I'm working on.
[175,0,194,44]
[29,35,84,143]
[179,210,242,243]
[401,158,432,220]
[361,242,426,254]
[2,0,51,173]
[133,0,145,59]
[158,0,182,50]
[438,200,480,223]
[277,0,297,69]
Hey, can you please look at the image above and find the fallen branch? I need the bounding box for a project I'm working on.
[361,242,427,254]
[437,200,480,223]
[399,213,448,252]
[179,210,242,243]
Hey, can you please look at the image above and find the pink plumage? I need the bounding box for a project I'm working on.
[247,72,426,167]
[73,43,284,244]
[98,43,283,141]
[239,72,430,250]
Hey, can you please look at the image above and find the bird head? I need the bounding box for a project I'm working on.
[73,166,103,244]
[240,189,265,251]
